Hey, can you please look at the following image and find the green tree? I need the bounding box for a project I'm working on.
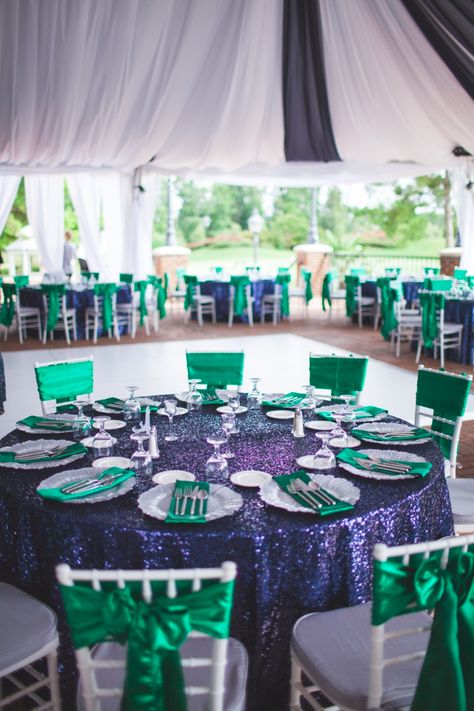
[319,187,359,250]
[208,185,237,235]
[176,180,209,244]
[231,186,264,231]
[1,178,27,248]
[263,188,311,248]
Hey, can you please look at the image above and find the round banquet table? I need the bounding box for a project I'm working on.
[0,398,454,710]
[197,277,277,322]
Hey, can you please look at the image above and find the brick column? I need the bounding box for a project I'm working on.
[292,243,333,294]
[439,247,461,276]
[152,246,191,290]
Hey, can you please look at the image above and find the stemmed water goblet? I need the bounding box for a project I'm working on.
[220,413,236,458]
[124,386,141,423]
[226,391,241,433]
[130,433,153,476]
[92,417,114,459]
[186,379,203,412]
[71,400,91,440]
[205,434,229,482]
[247,378,262,409]
[313,432,336,469]
[329,411,348,446]
[164,397,178,442]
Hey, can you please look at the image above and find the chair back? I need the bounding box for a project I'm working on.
[81,271,100,281]
[183,274,198,310]
[350,267,366,276]
[230,276,250,316]
[344,275,360,316]
[376,277,400,340]
[93,283,117,330]
[309,354,368,402]
[0,283,17,327]
[56,561,237,711]
[415,365,471,476]
[186,351,244,389]
[119,272,134,284]
[423,277,452,291]
[453,268,468,281]
[14,275,29,288]
[41,284,67,333]
[423,266,440,276]
[34,356,94,414]
[418,290,446,348]
[321,271,335,311]
[369,534,474,710]
[384,267,401,278]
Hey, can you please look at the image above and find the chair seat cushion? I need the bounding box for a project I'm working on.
[331,290,346,299]
[0,583,57,676]
[289,288,305,297]
[292,603,431,711]
[79,636,247,711]
[447,478,474,524]
[441,323,463,333]
[196,296,215,304]
[19,307,41,316]
[357,297,375,306]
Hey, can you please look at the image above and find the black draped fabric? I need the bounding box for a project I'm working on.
[282,0,340,162]
[401,0,474,100]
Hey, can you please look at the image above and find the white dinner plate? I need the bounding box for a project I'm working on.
[0,439,87,470]
[152,470,196,484]
[327,435,361,449]
[37,467,135,504]
[352,422,431,446]
[93,419,126,431]
[81,435,118,447]
[93,403,123,414]
[266,410,294,420]
[157,407,188,417]
[138,483,243,521]
[338,448,428,481]
[313,405,387,423]
[16,413,76,434]
[304,420,335,431]
[92,456,130,470]
[216,406,248,415]
[259,473,360,514]
[296,455,326,470]
[230,470,272,488]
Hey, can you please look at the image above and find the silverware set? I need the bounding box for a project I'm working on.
[287,477,336,510]
[174,485,208,517]
[352,455,411,474]
[60,471,126,495]
[13,445,69,462]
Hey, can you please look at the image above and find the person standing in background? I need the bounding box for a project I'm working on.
[63,230,77,280]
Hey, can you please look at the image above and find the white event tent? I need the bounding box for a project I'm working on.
[0,0,472,276]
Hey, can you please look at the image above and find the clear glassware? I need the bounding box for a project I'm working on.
[187,379,203,411]
[247,377,262,409]
[226,391,240,433]
[130,433,153,476]
[299,385,317,417]
[220,414,235,458]
[92,417,114,459]
[124,386,141,423]
[164,397,178,442]
[313,433,336,470]
[71,400,91,440]
[205,434,229,482]
[329,411,347,446]
[339,394,356,416]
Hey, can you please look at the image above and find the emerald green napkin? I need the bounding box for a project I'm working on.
[17,415,73,431]
[273,470,354,516]
[199,389,225,406]
[317,405,387,422]
[337,448,432,477]
[96,397,161,412]
[37,467,134,502]
[352,426,432,443]
[165,481,210,524]
[0,442,87,464]
[261,392,305,408]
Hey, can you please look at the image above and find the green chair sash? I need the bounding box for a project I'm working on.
[245,265,260,273]
[275,273,291,316]
[301,269,313,304]
[309,355,368,397]
[81,271,100,280]
[35,359,94,404]
[60,579,235,711]
[372,547,474,711]
[322,272,334,311]
[93,283,117,330]
[183,275,198,311]
[120,273,134,284]
[419,292,445,349]
[416,368,470,458]
[14,275,29,288]
[147,276,167,318]
[377,277,399,340]
[350,268,365,276]
[186,352,244,388]
[41,284,66,332]
[230,276,250,317]
[423,266,440,276]
[134,281,149,326]
[454,268,468,281]
[423,277,452,291]
[344,275,359,317]
[163,273,169,300]
[385,267,401,277]
[0,283,16,327]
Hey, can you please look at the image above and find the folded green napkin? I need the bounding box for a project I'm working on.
[273,470,354,516]
[351,427,432,443]
[317,405,387,422]
[198,389,225,406]
[165,480,210,524]
[0,442,87,464]
[17,415,73,431]
[96,397,161,412]
[37,467,134,502]
[261,392,305,408]
[337,448,432,477]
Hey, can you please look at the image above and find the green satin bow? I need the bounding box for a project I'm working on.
[301,269,313,304]
[230,276,250,317]
[0,284,16,327]
[183,275,198,311]
[134,281,149,326]
[376,277,399,340]
[344,275,359,317]
[321,272,334,311]
[41,283,66,331]
[94,283,117,330]
[276,273,291,317]
[373,549,474,711]
[420,292,445,348]
[60,579,235,711]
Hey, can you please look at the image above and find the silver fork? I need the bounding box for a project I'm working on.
[305,479,336,506]
[295,479,323,508]
[16,446,65,461]
[197,489,208,516]
[189,487,199,516]
[354,458,410,473]
[180,484,193,516]
[288,481,318,510]
[174,489,184,516]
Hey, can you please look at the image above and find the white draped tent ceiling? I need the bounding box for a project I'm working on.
[0,0,472,275]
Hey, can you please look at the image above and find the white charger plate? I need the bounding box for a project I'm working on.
[260,473,360,514]
[296,454,336,470]
[93,419,126,431]
[16,413,76,434]
[266,410,294,420]
[313,404,387,423]
[81,435,117,447]
[152,470,196,484]
[92,456,130,470]
[305,420,334,431]
[230,470,271,488]
[94,403,124,414]
[157,407,188,417]
[352,422,431,446]
[0,438,87,470]
[37,467,135,504]
[216,405,248,415]
[338,448,428,481]
[139,483,243,521]
[328,435,361,449]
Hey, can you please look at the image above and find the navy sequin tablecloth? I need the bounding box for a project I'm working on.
[198,278,276,322]
[0,399,453,710]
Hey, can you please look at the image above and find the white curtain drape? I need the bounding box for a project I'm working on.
[0,175,20,235]
[125,171,158,279]
[67,174,105,273]
[453,164,474,272]
[100,173,135,279]
[24,175,64,273]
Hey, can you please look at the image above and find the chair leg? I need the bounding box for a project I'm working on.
[131,310,136,338]
[439,334,445,369]
[47,649,61,711]
[114,316,120,341]
[228,302,233,328]
[144,315,150,336]
[93,317,98,344]
[73,315,77,341]
[396,330,401,358]
[248,303,254,327]
[211,302,216,324]
[64,315,70,345]
[415,337,422,363]
[197,303,203,327]
[358,304,362,328]
[273,302,278,326]
[18,316,23,344]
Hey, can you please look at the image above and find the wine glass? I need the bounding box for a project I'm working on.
[339,394,356,417]
[226,391,240,433]
[124,386,141,423]
[220,414,235,458]
[299,385,317,418]
[329,411,347,446]
[247,378,262,409]
[313,433,336,470]
[72,400,91,440]
[164,397,178,442]
[187,379,203,411]
[205,434,229,482]
[92,417,114,459]
[130,433,153,476]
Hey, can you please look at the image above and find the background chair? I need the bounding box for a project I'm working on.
[290,533,474,711]
[56,561,247,711]
[289,268,312,318]
[416,290,462,368]
[309,354,368,404]
[390,299,422,357]
[344,276,376,328]
[147,275,166,332]
[85,284,120,343]
[228,276,254,327]
[186,351,244,389]
[116,280,151,337]
[184,275,216,327]
[42,284,77,344]
[0,582,61,710]
[322,271,346,318]
[34,356,94,414]
[260,283,282,325]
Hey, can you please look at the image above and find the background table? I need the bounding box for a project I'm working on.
[0,399,453,710]
[198,278,277,322]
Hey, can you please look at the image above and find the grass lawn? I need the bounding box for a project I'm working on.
[187,244,294,276]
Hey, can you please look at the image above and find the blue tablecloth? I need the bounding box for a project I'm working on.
[0,399,452,710]
[198,278,277,322]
